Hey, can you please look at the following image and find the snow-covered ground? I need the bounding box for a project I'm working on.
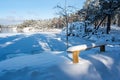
[0,27,120,80]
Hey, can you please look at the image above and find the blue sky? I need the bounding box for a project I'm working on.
[0,0,85,24]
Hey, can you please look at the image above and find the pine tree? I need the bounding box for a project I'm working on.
[83,0,120,34]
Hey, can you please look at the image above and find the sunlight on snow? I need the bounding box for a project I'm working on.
[91,55,114,69]
[0,42,13,48]
[38,41,51,51]
[60,61,90,77]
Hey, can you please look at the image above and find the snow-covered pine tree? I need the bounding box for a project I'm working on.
[98,0,120,34]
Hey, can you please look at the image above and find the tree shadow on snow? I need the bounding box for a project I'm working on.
[0,34,44,61]
[0,33,68,61]
[81,54,120,80]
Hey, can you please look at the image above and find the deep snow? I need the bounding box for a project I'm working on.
[0,27,120,80]
[0,32,93,61]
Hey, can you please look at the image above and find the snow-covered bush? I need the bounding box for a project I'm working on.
[61,21,93,37]
[61,21,120,43]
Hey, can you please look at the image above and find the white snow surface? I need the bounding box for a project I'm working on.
[0,29,120,80]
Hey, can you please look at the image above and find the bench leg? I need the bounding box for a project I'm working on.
[100,45,105,52]
[73,51,80,63]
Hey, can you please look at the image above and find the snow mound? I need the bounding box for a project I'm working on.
[0,53,66,73]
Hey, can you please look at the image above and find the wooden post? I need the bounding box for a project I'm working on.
[73,51,80,63]
[100,45,105,52]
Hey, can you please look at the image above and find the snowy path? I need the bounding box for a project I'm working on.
[83,55,116,80]
[0,32,120,80]
[0,49,120,80]
[0,52,70,80]
[0,33,92,61]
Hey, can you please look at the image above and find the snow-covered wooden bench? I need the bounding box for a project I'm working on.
[67,42,106,63]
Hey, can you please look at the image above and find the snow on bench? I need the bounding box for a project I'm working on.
[67,42,107,63]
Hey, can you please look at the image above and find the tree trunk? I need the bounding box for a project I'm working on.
[96,15,107,30]
[94,21,98,29]
[84,21,87,33]
[92,15,107,34]
[106,14,111,34]
[118,14,120,27]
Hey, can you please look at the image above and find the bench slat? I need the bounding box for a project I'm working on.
[67,42,106,63]
[67,42,106,52]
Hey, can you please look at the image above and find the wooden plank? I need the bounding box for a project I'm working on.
[100,45,105,52]
[73,51,80,63]
[67,42,106,52]
[67,42,107,63]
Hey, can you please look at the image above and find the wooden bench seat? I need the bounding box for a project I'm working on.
[67,42,106,63]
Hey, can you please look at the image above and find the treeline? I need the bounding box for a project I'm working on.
[17,14,80,29]
[79,0,120,34]
[17,0,120,33]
